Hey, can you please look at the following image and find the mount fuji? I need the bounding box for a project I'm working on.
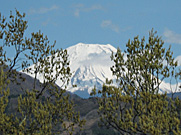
[66,43,117,98]
[22,43,180,98]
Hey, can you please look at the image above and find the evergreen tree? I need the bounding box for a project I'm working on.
[92,29,181,135]
[0,10,85,135]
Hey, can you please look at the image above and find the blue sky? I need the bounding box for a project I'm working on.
[1,0,181,64]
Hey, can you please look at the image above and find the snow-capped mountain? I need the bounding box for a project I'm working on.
[22,43,180,98]
[66,43,117,98]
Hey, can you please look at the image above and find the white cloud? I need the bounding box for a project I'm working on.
[101,20,119,33]
[41,18,58,27]
[163,28,181,44]
[101,20,112,27]
[121,26,132,32]
[74,9,80,17]
[29,5,59,15]
[73,4,103,17]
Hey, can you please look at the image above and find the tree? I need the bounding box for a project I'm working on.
[91,29,181,135]
[0,10,85,134]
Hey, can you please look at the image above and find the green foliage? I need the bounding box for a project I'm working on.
[92,29,181,135]
[0,68,12,134]
[0,10,85,134]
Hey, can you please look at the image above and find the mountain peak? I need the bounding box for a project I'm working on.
[68,43,116,50]
[22,43,179,98]
[65,43,116,97]
[67,43,116,63]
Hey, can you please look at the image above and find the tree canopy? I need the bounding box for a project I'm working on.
[0,10,85,135]
[91,29,181,135]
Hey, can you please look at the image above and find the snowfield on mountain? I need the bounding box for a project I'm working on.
[22,43,180,98]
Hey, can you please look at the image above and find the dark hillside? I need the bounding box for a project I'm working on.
[5,69,180,135]
[4,70,119,134]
